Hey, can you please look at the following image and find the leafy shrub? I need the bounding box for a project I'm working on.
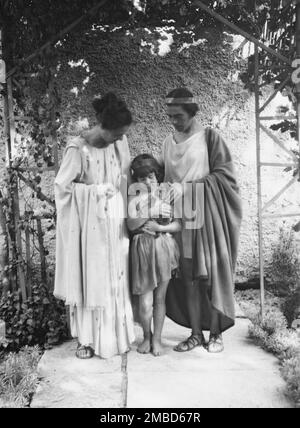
[282,285,300,328]
[267,229,300,296]
[0,346,41,408]
[248,308,287,337]
[281,351,300,408]
[248,307,300,353]
[235,289,283,319]
[267,331,300,358]
[248,323,269,346]
[0,284,68,353]
[247,305,300,407]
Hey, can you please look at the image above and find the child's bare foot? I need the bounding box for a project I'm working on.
[152,339,164,357]
[137,338,151,354]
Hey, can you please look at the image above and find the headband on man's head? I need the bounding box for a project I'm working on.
[166,97,198,105]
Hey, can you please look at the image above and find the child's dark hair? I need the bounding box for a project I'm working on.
[131,154,164,183]
[92,92,132,130]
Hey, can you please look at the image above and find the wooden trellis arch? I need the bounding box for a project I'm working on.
[0,0,109,300]
[0,0,299,318]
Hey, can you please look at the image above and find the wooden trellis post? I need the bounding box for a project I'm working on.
[0,191,9,294]
[296,0,300,176]
[1,0,110,300]
[6,77,27,301]
[24,212,32,297]
[51,108,60,175]
[1,30,18,294]
[36,218,47,284]
[0,30,9,294]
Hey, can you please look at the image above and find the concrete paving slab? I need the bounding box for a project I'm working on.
[30,315,294,408]
[127,371,290,408]
[31,340,124,408]
[126,318,293,408]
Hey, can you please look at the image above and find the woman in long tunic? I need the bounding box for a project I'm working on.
[162,88,242,353]
[54,93,135,359]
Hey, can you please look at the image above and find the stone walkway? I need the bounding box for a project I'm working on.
[31,310,293,408]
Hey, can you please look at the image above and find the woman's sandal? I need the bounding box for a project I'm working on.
[173,333,206,352]
[75,344,95,359]
[207,334,224,353]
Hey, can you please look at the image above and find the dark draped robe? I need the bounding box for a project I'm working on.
[165,128,243,333]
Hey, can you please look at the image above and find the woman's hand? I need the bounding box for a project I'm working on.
[150,200,172,218]
[97,183,117,199]
[142,220,161,235]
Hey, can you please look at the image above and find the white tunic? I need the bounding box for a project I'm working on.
[54,135,135,358]
[161,130,210,258]
[163,129,210,183]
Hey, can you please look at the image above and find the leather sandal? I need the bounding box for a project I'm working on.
[207,334,224,353]
[75,344,95,359]
[174,333,205,352]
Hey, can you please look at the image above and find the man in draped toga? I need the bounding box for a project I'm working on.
[160,87,242,353]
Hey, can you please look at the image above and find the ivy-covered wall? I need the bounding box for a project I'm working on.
[56,26,247,149]
[2,22,300,285]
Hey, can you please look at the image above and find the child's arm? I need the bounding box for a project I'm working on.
[127,194,172,232]
[127,217,147,232]
[159,219,182,233]
[142,219,182,235]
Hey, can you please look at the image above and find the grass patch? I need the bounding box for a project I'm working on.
[0,346,41,408]
[235,289,300,408]
[281,351,300,408]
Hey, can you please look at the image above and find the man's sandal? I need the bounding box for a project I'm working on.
[207,334,224,353]
[75,344,95,359]
[173,333,206,352]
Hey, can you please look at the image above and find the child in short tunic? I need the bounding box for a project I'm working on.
[127,154,181,356]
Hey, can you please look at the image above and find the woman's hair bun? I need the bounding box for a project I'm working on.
[92,92,132,130]
[92,92,119,114]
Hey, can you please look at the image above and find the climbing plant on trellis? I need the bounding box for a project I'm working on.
[0,0,298,302]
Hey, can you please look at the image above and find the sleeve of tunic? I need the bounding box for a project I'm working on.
[54,145,82,218]
[54,142,111,307]
[55,143,104,221]
[54,144,84,303]
[122,135,132,184]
